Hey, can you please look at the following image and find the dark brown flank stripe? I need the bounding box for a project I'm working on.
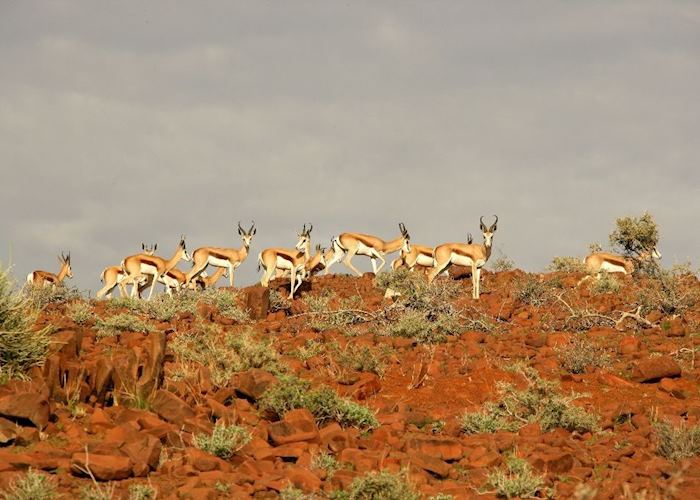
[453,246,477,258]
[347,234,381,248]
[208,249,230,260]
[601,256,630,267]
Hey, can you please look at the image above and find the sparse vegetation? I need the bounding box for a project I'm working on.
[79,483,116,500]
[334,343,390,377]
[330,470,419,500]
[590,271,621,295]
[145,291,199,321]
[201,288,249,322]
[170,323,283,386]
[461,366,598,434]
[638,265,699,315]
[609,211,659,260]
[105,296,148,313]
[194,422,252,459]
[490,252,515,272]
[95,313,153,338]
[548,256,586,273]
[2,469,57,500]
[25,284,82,310]
[386,308,458,344]
[128,484,157,500]
[304,292,368,332]
[312,452,340,478]
[259,375,378,429]
[653,420,700,461]
[269,289,292,312]
[513,275,553,307]
[0,264,51,382]
[67,301,96,325]
[555,336,611,374]
[484,456,546,499]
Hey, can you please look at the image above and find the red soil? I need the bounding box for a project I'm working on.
[2,269,700,498]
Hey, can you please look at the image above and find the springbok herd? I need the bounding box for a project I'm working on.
[26,216,662,300]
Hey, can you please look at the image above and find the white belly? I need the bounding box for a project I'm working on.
[208,256,231,268]
[356,242,381,258]
[599,262,627,274]
[451,253,474,267]
[158,275,180,288]
[276,256,295,270]
[415,254,435,267]
[140,263,158,275]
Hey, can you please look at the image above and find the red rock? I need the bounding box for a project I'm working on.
[630,357,681,383]
[320,422,352,452]
[121,434,162,470]
[665,318,686,337]
[235,369,277,401]
[0,392,49,429]
[339,448,381,473]
[285,466,322,492]
[546,333,571,348]
[268,409,319,446]
[619,336,641,354]
[404,436,463,461]
[185,448,230,472]
[598,371,634,388]
[246,286,270,320]
[349,373,382,400]
[150,390,195,424]
[531,451,574,473]
[409,452,451,478]
[71,452,133,481]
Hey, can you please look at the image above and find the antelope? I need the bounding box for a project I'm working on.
[392,235,473,272]
[429,216,498,299]
[27,252,73,287]
[185,221,256,288]
[275,244,327,279]
[258,224,313,299]
[583,246,661,277]
[96,243,156,299]
[193,267,227,290]
[120,236,191,300]
[325,223,411,276]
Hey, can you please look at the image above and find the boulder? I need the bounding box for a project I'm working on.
[630,357,681,383]
[150,390,195,424]
[268,409,319,446]
[71,452,133,481]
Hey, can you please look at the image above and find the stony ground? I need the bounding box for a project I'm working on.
[2,267,700,499]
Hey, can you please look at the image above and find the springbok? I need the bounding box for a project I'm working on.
[120,236,191,299]
[429,216,498,299]
[275,244,327,280]
[27,252,73,287]
[392,235,472,273]
[96,244,156,299]
[185,221,256,288]
[325,223,411,276]
[583,246,661,278]
[258,224,313,299]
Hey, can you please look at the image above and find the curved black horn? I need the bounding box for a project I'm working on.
[237,221,244,234]
[307,223,313,234]
[249,220,256,232]
[467,233,473,244]
[491,215,499,229]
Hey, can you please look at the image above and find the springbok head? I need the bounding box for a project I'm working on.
[237,220,257,248]
[141,243,157,255]
[178,235,191,262]
[399,222,411,253]
[479,215,498,247]
[296,223,313,252]
[58,251,73,279]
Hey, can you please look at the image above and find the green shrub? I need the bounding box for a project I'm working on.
[145,291,199,321]
[0,265,51,382]
[312,452,340,478]
[290,339,326,361]
[653,420,700,461]
[329,470,419,500]
[128,484,156,500]
[2,469,57,500]
[461,366,598,434]
[170,324,283,386]
[375,268,459,311]
[304,292,368,332]
[512,275,552,307]
[334,343,389,377]
[79,483,115,500]
[194,423,251,459]
[25,285,81,310]
[609,211,659,259]
[259,375,378,429]
[105,296,148,313]
[279,487,315,500]
[95,313,153,338]
[638,265,699,315]
[490,253,515,272]
[484,456,546,499]
[201,288,249,322]
[548,256,586,273]
[269,289,292,313]
[590,271,621,295]
[555,336,611,374]
[67,301,96,325]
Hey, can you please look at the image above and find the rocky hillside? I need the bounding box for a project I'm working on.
[1,267,700,499]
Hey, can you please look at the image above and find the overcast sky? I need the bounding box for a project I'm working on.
[1,1,698,294]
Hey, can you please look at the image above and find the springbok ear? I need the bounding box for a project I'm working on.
[252,228,257,235]
[154,244,158,252]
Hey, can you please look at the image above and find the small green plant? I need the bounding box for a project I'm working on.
[590,271,621,295]
[555,336,611,374]
[333,343,389,377]
[79,482,116,500]
[128,483,156,500]
[484,456,546,499]
[25,284,82,310]
[513,275,552,307]
[304,292,368,332]
[105,296,148,313]
[329,470,419,500]
[548,256,586,273]
[312,452,340,478]
[653,420,700,461]
[290,339,326,361]
[385,308,459,344]
[490,252,515,272]
[170,324,283,386]
[2,469,57,500]
[194,423,252,459]
[214,482,230,494]
[280,487,315,500]
[259,375,378,429]
[269,289,292,312]
[201,288,249,322]
[375,268,460,311]
[638,265,699,315]
[461,366,598,434]
[95,313,153,338]
[67,301,96,325]
[609,211,659,260]
[145,291,199,321]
